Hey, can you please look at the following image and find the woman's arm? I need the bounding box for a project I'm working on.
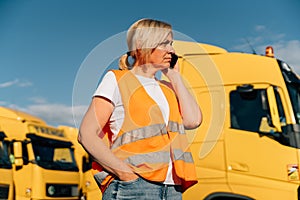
[162,64,202,129]
[78,97,138,181]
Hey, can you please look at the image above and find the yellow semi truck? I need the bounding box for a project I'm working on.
[59,125,102,200]
[170,40,300,199]
[0,126,13,200]
[0,106,80,199]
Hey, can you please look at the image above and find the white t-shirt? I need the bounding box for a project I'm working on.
[93,70,175,184]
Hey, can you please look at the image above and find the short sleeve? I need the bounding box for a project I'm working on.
[93,71,119,105]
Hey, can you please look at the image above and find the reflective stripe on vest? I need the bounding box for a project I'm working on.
[111,121,185,149]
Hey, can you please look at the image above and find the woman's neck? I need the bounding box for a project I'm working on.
[131,65,157,78]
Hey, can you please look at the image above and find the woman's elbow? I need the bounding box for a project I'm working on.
[77,130,85,146]
[184,113,203,130]
[77,126,91,146]
[184,120,202,130]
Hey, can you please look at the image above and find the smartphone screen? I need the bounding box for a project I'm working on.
[170,53,178,69]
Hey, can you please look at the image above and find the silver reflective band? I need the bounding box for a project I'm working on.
[125,151,170,166]
[112,121,186,149]
[94,171,109,185]
[112,123,167,149]
[167,121,185,134]
[124,149,194,166]
[173,149,194,163]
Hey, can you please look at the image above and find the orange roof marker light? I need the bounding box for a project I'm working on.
[265,46,274,57]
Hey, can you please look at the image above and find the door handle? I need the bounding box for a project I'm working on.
[228,162,249,172]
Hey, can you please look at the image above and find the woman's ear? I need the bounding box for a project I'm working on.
[135,49,142,58]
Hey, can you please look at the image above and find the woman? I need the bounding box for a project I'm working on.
[78,18,202,200]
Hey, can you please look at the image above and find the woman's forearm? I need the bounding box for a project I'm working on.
[167,71,202,129]
[78,98,138,181]
[78,129,134,178]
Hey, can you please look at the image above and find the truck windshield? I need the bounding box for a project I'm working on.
[278,60,300,124]
[27,134,78,171]
[286,84,300,124]
[0,133,12,169]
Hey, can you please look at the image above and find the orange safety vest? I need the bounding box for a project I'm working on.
[93,69,198,193]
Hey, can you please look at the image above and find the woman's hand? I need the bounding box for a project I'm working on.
[160,56,202,129]
[118,171,139,182]
[161,55,180,78]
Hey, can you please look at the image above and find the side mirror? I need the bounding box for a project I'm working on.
[13,141,23,167]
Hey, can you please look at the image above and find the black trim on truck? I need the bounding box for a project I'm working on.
[204,192,254,200]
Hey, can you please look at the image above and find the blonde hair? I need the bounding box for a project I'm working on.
[119,18,172,70]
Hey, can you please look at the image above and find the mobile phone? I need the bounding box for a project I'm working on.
[170,53,178,69]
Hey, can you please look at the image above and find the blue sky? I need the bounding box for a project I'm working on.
[1,0,300,127]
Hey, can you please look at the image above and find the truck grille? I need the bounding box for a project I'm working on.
[0,184,9,199]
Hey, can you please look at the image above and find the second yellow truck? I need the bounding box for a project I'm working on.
[0,106,81,199]
[0,127,13,200]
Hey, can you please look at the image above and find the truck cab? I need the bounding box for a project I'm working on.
[0,129,13,200]
[59,125,102,200]
[0,106,80,199]
[169,40,300,200]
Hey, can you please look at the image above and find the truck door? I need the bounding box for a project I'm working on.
[225,84,299,199]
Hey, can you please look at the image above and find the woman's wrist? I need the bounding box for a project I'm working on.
[165,70,181,83]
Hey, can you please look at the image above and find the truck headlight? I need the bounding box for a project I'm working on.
[46,183,78,197]
[47,185,55,196]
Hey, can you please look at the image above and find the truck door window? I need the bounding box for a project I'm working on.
[230,89,273,133]
[82,155,93,173]
[22,141,29,165]
[0,139,11,169]
[230,87,293,145]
